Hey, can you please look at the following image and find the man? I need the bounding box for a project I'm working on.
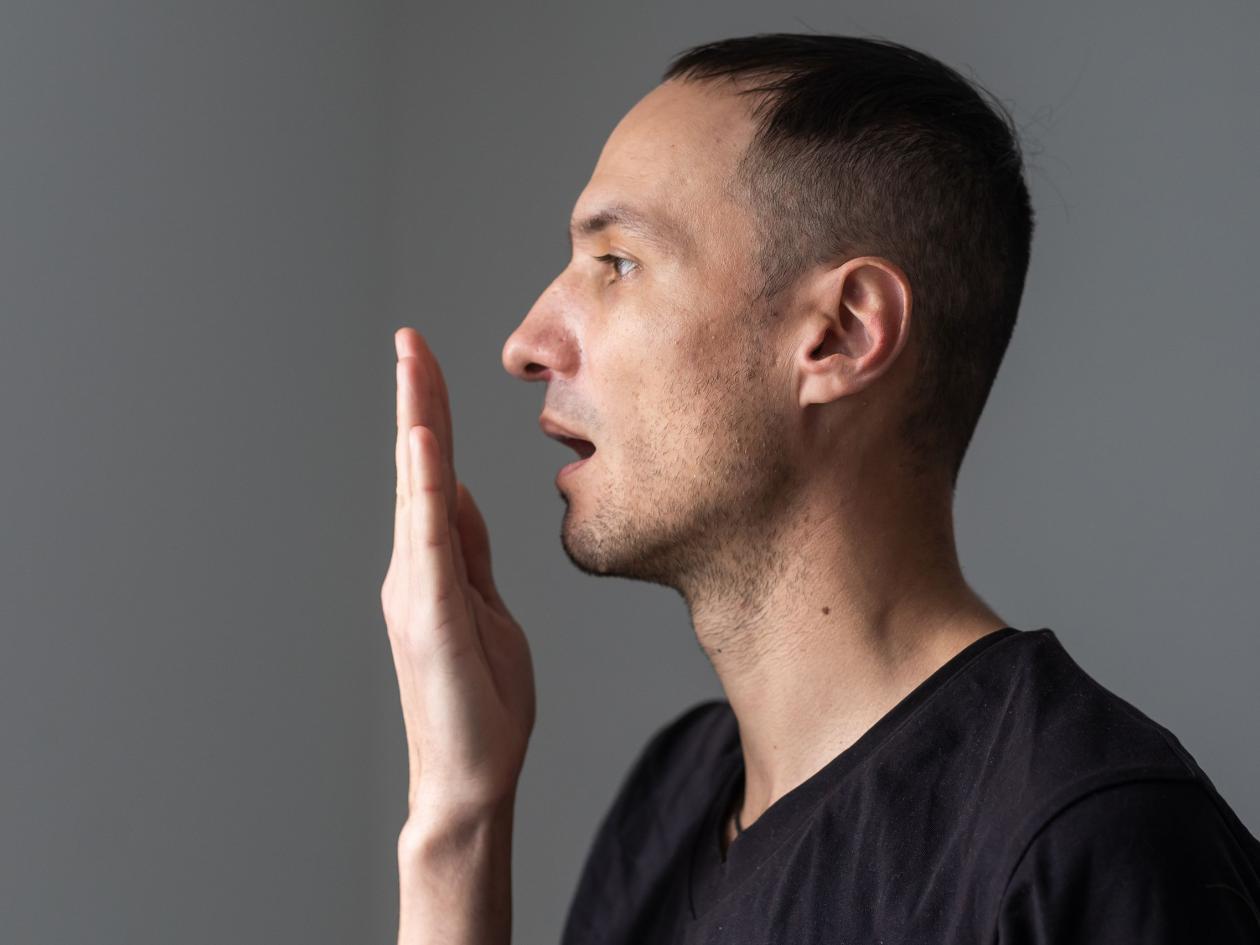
[381,33,1260,944]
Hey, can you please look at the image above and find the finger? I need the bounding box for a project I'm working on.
[455,480,504,613]
[396,328,453,464]
[392,359,415,568]
[395,328,457,522]
[396,328,468,590]
[393,357,468,589]
[397,355,466,582]
[408,424,471,649]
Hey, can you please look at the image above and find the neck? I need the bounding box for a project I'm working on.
[686,471,1008,834]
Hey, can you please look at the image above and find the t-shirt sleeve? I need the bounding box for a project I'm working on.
[994,779,1260,944]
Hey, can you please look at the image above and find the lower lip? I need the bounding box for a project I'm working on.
[557,455,592,480]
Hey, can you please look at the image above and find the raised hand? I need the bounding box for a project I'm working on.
[381,327,536,827]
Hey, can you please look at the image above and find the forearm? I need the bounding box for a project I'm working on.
[396,796,516,945]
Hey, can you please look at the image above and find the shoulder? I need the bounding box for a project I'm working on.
[615,698,735,811]
[587,697,736,848]
[982,629,1195,771]
[975,629,1209,826]
[994,778,1260,943]
[559,698,735,943]
[959,630,1260,921]
[636,697,734,769]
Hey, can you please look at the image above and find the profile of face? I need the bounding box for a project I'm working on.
[500,79,906,599]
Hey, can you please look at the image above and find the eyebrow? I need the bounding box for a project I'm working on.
[568,203,692,257]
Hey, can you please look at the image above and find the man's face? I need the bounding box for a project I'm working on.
[501,79,805,593]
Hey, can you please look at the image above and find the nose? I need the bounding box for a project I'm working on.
[501,286,577,382]
[501,329,552,383]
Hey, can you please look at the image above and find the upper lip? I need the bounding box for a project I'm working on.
[539,414,593,445]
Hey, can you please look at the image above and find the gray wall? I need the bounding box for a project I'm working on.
[1,2,393,942]
[3,1,1256,943]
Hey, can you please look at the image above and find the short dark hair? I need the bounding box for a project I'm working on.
[661,33,1036,487]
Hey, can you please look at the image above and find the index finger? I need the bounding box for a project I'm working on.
[395,326,459,533]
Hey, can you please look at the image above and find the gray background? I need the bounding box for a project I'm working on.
[2,1,1255,942]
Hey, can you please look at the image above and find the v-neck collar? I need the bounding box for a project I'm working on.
[686,625,1026,920]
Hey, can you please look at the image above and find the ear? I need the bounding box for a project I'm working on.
[795,256,912,409]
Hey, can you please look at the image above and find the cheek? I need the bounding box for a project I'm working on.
[596,284,753,442]
[596,293,700,392]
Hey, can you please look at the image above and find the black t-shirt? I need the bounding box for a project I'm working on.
[560,626,1260,943]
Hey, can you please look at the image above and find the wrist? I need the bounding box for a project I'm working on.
[395,792,515,944]
[407,774,519,824]
[398,792,516,866]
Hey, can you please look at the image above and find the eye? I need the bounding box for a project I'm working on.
[593,253,639,282]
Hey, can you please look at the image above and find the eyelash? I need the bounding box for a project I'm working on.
[594,253,638,282]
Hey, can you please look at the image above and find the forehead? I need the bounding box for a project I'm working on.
[571,80,757,251]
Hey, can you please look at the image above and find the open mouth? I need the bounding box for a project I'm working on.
[556,436,596,480]
[558,436,597,460]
